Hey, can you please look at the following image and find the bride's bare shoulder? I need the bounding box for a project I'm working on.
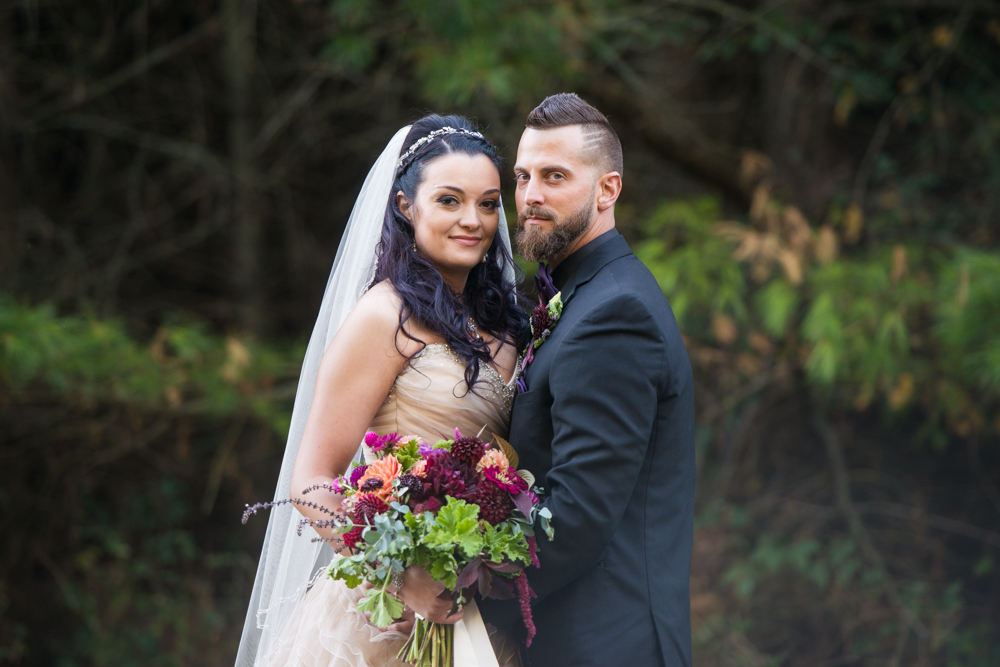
[338,280,401,339]
[341,281,430,357]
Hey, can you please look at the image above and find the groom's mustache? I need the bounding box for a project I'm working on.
[517,206,557,227]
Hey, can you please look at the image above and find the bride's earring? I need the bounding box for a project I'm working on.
[480,253,488,263]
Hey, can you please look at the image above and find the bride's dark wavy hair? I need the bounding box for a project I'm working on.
[370,115,529,391]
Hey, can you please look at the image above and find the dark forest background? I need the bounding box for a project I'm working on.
[2,1,999,665]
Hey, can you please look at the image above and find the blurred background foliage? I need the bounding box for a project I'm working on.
[1,0,999,665]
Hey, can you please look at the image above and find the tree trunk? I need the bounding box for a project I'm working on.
[223,0,263,336]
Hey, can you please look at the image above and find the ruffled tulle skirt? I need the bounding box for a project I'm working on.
[264,575,409,667]
[263,572,522,667]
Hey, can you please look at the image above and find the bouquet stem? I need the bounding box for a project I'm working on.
[398,618,453,667]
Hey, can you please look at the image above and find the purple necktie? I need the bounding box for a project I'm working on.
[535,263,557,303]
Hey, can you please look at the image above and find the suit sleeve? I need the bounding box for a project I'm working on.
[479,293,666,628]
[529,292,663,599]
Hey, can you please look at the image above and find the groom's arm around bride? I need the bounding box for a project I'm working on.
[479,94,696,667]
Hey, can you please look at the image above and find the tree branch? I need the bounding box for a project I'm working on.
[29,19,218,121]
[812,410,929,665]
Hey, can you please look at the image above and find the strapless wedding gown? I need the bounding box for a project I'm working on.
[264,344,522,667]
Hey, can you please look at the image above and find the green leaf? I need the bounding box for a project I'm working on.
[393,440,422,471]
[756,279,798,336]
[427,552,459,589]
[355,588,404,629]
[422,498,483,559]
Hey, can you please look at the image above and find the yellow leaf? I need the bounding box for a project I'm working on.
[777,248,803,285]
[750,182,771,224]
[854,383,874,411]
[165,385,182,408]
[931,24,954,49]
[712,313,739,346]
[493,434,519,470]
[226,337,251,368]
[740,151,772,186]
[783,206,812,254]
[748,332,773,356]
[988,19,1000,46]
[844,204,864,244]
[888,373,915,410]
[833,87,856,127]
[815,226,839,265]
[891,245,908,284]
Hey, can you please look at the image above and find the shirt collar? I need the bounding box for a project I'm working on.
[552,229,620,290]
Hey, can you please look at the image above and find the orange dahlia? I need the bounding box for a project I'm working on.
[357,454,401,499]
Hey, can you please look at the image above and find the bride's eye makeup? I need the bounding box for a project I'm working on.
[480,199,498,211]
[436,195,460,206]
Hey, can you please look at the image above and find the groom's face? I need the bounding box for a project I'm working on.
[513,126,598,264]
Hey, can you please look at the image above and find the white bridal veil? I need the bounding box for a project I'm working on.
[235,126,515,666]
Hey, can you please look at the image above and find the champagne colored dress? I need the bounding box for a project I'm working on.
[264,344,521,667]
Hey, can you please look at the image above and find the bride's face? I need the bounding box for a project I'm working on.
[398,153,502,289]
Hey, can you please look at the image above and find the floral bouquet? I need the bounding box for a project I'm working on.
[244,428,553,667]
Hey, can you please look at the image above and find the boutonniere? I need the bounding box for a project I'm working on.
[528,291,563,355]
[516,263,562,394]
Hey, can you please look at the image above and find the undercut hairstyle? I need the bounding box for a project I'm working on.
[526,93,623,176]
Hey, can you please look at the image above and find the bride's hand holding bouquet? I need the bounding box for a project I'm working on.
[245,428,552,667]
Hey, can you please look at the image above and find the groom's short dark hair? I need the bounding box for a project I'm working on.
[526,93,623,177]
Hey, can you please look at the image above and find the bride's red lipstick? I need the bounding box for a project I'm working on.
[451,235,481,246]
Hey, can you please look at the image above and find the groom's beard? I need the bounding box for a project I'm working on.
[515,196,595,264]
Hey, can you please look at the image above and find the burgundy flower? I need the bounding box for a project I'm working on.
[451,435,487,466]
[342,525,364,551]
[353,493,389,525]
[472,479,514,525]
[531,300,553,338]
[422,450,478,501]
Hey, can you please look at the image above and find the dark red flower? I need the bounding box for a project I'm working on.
[342,525,364,551]
[531,300,552,337]
[422,450,478,501]
[451,435,487,465]
[472,479,514,525]
[353,493,389,525]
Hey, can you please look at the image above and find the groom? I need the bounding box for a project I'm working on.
[479,93,695,666]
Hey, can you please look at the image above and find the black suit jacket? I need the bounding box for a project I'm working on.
[480,233,695,667]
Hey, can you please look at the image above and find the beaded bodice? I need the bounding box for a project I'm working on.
[366,344,519,452]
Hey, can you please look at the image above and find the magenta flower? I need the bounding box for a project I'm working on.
[348,465,369,489]
[364,431,400,453]
[483,466,529,495]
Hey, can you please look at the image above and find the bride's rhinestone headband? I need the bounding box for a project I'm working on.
[396,126,486,169]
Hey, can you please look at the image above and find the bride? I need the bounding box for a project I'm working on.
[235,115,529,667]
